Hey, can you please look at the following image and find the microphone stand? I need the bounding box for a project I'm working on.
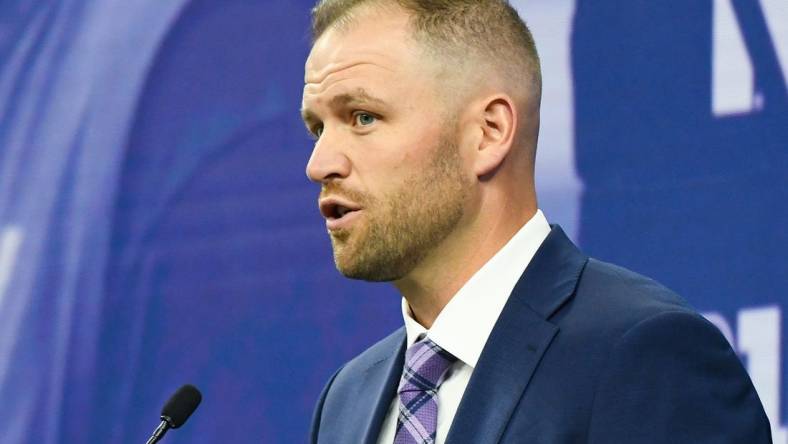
[145,417,173,444]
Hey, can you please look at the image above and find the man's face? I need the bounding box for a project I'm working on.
[302,8,471,281]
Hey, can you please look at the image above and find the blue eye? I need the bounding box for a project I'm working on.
[355,113,376,126]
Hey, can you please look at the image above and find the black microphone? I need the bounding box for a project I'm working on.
[145,384,202,444]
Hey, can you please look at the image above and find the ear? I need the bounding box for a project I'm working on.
[471,95,517,178]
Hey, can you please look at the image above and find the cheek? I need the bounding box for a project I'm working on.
[375,145,425,182]
[392,124,445,162]
[354,121,446,191]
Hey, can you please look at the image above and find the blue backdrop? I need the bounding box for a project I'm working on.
[0,1,785,443]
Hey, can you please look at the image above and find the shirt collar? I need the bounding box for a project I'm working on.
[402,210,551,368]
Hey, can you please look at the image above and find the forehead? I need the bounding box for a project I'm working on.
[304,8,424,91]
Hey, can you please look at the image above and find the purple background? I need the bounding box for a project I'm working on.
[0,1,785,442]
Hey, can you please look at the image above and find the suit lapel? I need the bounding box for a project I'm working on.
[445,226,588,444]
[359,334,406,444]
[445,301,558,444]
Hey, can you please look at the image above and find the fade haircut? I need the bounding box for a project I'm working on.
[311,0,542,109]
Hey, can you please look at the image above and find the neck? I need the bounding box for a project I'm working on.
[394,200,537,329]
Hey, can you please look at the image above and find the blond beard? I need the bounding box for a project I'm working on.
[327,135,470,282]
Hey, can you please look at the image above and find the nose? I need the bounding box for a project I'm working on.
[305,132,351,183]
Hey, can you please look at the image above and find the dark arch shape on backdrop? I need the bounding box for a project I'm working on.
[95,1,400,442]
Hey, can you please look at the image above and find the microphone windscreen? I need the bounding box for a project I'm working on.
[161,384,202,428]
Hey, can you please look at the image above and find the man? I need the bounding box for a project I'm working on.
[301,0,772,443]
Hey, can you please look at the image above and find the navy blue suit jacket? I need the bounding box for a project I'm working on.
[310,226,771,443]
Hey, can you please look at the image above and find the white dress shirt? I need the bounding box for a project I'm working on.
[376,210,551,444]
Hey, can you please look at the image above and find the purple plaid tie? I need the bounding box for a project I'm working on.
[394,337,457,444]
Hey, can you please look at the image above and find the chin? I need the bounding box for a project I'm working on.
[334,258,395,282]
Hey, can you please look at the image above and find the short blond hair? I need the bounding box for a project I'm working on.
[311,0,542,106]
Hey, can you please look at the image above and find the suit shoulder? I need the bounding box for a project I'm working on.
[582,258,694,310]
[336,326,405,377]
[566,258,701,337]
[585,305,771,442]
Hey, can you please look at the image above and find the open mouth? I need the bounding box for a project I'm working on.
[329,204,358,220]
[320,198,362,222]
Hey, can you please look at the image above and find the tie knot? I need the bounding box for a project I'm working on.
[399,338,457,394]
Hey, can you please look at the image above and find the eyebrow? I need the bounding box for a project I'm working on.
[301,88,387,128]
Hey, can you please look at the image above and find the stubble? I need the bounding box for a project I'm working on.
[329,135,470,281]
